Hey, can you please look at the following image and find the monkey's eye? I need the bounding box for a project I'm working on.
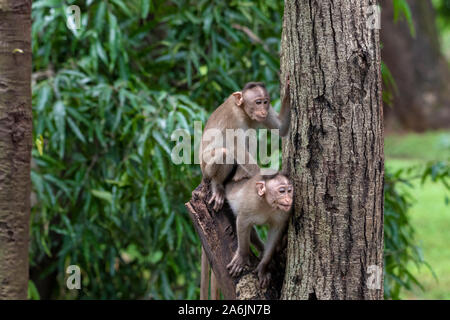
[256,100,262,105]
[279,187,286,193]
[264,100,268,105]
[288,188,292,193]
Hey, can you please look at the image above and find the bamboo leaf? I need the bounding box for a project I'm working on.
[91,189,113,204]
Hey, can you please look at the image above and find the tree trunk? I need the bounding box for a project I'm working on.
[381,0,450,131]
[0,0,33,300]
[280,0,384,299]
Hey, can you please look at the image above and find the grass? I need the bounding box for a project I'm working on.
[385,130,450,300]
[385,131,450,161]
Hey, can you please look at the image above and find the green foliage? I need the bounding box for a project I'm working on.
[400,163,450,300]
[28,280,41,300]
[392,0,416,37]
[385,133,450,299]
[433,0,450,30]
[381,61,398,106]
[382,0,417,106]
[30,0,447,300]
[31,0,283,299]
[384,167,424,299]
[384,160,449,299]
[433,0,450,62]
[31,0,210,299]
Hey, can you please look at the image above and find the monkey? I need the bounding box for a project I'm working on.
[199,80,291,212]
[225,170,293,288]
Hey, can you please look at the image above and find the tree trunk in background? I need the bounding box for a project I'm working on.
[381,0,450,131]
[280,0,384,299]
[0,0,32,299]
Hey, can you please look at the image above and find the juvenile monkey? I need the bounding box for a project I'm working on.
[225,170,293,288]
[200,80,291,211]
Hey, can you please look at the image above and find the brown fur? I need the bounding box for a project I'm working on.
[225,171,293,288]
[199,81,291,212]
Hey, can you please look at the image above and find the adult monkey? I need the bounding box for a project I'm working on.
[200,80,291,212]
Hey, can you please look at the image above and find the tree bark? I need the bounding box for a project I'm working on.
[381,0,450,131]
[280,0,384,299]
[0,0,33,300]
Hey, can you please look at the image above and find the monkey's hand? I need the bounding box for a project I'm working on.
[256,262,271,289]
[227,252,249,277]
[208,183,225,211]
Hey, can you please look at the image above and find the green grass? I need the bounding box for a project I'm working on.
[385,130,450,300]
[385,131,450,161]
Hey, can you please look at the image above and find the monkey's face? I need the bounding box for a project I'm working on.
[257,175,293,212]
[242,87,270,122]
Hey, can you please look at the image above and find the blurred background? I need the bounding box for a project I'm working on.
[30,0,449,299]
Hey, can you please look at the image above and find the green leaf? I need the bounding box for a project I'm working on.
[91,189,113,204]
[141,0,150,19]
[158,184,170,215]
[154,146,167,181]
[96,41,108,65]
[67,117,86,143]
[53,100,66,157]
[35,134,44,156]
[37,85,51,112]
[393,0,416,37]
[108,12,118,69]
[152,131,171,155]
[111,0,133,17]
[149,250,163,264]
[95,2,107,32]
[199,65,208,76]
[28,280,41,300]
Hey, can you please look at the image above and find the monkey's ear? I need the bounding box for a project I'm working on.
[255,181,266,197]
[232,91,244,106]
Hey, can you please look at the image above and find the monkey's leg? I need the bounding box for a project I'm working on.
[203,148,234,211]
[200,247,210,299]
[256,226,284,288]
[226,216,251,277]
[232,150,260,182]
[250,227,265,254]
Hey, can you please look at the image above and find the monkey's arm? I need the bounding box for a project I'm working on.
[227,215,252,277]
[278,89,291,136]
[263,86,291,136]
[256,224,285,288]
